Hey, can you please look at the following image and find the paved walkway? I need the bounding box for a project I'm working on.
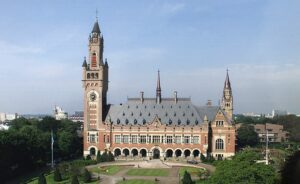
[87,160,215,184]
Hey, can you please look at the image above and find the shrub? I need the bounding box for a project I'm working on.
[38,173,47,184]
[200,153,206,162]
[53,167,62,181]
[83,168,91,183]
[182,171,194,184]
[86,155,91,160]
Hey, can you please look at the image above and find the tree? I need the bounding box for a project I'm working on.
[83,168,91,183]
[281,150,300,184]
[207,150,279,184]
[53,167,62,181]
[71,175,79,184]
[237,124,259,148]
[182,171,194,184]
[102,151,108,162]
[108,151,115,161]
[200,153,206,162]
[96,150,102,163]
[38,173,47,184]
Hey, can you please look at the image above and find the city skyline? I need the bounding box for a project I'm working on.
[0,0,299,114]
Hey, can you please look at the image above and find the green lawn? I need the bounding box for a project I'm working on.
[179,167,205,177]
[117,179,156,184]
[89,165,121,175]
[126,168,169,176]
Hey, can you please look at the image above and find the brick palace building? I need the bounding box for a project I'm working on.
[82,20,236,160]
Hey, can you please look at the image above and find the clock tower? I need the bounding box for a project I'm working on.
[82,20,108,155]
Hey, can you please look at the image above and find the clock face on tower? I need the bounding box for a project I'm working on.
[90,92,97,101]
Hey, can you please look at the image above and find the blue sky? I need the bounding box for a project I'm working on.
[0,0,299,115]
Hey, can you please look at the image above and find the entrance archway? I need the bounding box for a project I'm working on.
[114,148,121,157]
[175,149,182,157]
[153,148,160,159]
[131,149,138,157]
[140,149,147,157]
[193,150,200,157]
[184,149,191,157]
[123,148,129,156]
[90,147,96,156]
[166,149,173,158]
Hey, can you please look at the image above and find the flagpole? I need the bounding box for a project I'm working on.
[51,129,54,168]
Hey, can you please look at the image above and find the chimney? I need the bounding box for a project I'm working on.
[206,100,212,106]
[140,91,144,103]
[174,91,178,104]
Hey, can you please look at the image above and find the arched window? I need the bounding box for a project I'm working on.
[91,53,97,67]
[215,139,224,150]
[91,73,95,79]
[87,73,90,79]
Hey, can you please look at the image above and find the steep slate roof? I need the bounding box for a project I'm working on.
[105,98,222,126]
[92,21,101,33]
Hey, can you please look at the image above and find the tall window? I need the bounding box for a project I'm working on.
[115,135,121,143]
[89,134,96,143]
[216,121,224,127]
[140,135,146,143]
[215,139,224,150]
[184,136,190,144]
[123,135,129,143]
[175,136,181,144]
[167,136,173,144]
[152,136,160,144]
[192,136,199,144]
[91,53,97,67]
[131,135,137,144]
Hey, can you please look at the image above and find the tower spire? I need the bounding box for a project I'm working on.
[156,70,161,103]
[221,69,233,119]
[224,68,231,90]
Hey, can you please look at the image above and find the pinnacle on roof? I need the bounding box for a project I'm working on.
[224,69,231,89]
[156,70,162,103]
[82,57,87,67]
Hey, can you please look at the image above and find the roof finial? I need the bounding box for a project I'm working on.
[96,9,98,21]
[156,70,161,104]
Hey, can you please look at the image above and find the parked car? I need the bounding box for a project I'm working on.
[187,160,198,164]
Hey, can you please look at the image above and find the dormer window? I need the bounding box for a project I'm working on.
[143,119,146,125]
[134,119,137,125]
[117,119,120,124]
[195,119,199,125]
[178,119,181,125]
[125,119,129,125]
[186,119,190,125]
[169,119,172,125]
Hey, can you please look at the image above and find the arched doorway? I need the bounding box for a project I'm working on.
[193,150,200,157]
[123,148,129,156]
[166,149,173,158]
[184,150,191,157]
[90,147,96,156]
[140,149,147,157]
[153,148,160,159]
[114,148,121,157]
[131,149,138,157]
[175,149,182,157]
